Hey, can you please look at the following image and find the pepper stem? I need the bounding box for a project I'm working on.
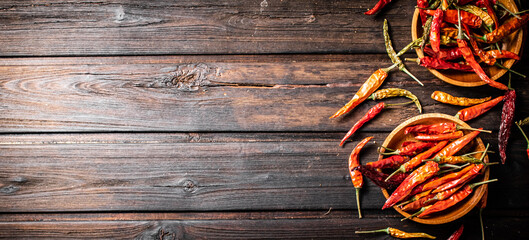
[385,166,404,182]
[355,227,390,234]
[437,163,470,175]
[480,208,485,240]
[378,146,398,156]
[396,198,416,208]
[457,8,463,40]
[468,179,498,189]
[401,67,424,86]
[479,144,490,162]
[494,62,526,78]
[382,63,399,73]
[497,2,522,19]
[456,126,492,133]
[461,150,494,157]
[405,58,421,64]
[401,207,426,221]
[355,188,362,219]
[516,122,529,147]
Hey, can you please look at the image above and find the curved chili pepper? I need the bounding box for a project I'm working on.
[355,165,407,190]
[460,4,494,27]
[481,0,498,29]
[364,0,392,15]
[356,227,436,239]
[424,9,483,28]
[476,13,529,44]
[367,155,410,169]
[386,141,447,181]
[382,161,440,209]
[415,131,464,141]
[486,50,520,60]
[447,224,465,240]
[368,88,422,113]
[329,64,397,119]
[406,56,473,72]
[404,122,489,135]
[424,46,462,60]
[349,136,373,218]
[515,122,529,159]
[380,141,437,156]
[455,96,505,121]
[340,103,385,147]
[431,91,491,106]
[430,9,444,53]
[417,179,497,218]
[434,129,482,157]
[499,90,516,164]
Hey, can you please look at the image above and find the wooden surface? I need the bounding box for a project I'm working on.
[1,0,528,239]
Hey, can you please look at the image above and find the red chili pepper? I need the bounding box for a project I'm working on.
[406,56,474,72]
[417,0,429,25]
[423,46,462,61]
[447,224,465,240]
[486,50,520,60]
[355,165,407,190]
[367,155,410,169]
[421,164,475,192]
[433,164,484,193]
[430,9,444,53]
[404,122,485,135]
[481,0,498,29]
[455,96,505,121]
[515,122,529,159]
[381,142,437,156]
[386,141,448,181]
[401,184,463,212]
[401,141,416,147]
[476,13,529,44]
[382,161,440,209]
[463,24,496,66]
[349,136,373,218]
[340,102,385,146]
[365,0,392,15]
[415,131,464,141]
[457,0,476,5]
[499,90,516,164]
[424,9,483,28]
[407,176,440,200]
[434,130,482,158]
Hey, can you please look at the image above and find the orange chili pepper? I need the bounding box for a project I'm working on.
[431,91,492,106]
[340,102,385,146]
[415,131,464,141]
[424,9,483,28]
[476,13,529,44]
[330,64,397,119]
[432,164,484,193]
[433,130,482,158]
[382,161,440,209]
[486,50,520,60]
[356,227,436,239]
[386,141,448,181]
[367,155,409,169]
[348,136,373,218]
[421,164,475,192]
[430,8,444,53]
[455,96,505,121]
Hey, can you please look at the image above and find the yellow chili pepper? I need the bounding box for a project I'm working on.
[356,227,436,239]
[431,91,491,106]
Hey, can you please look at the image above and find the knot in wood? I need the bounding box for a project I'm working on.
[164,63,212,92]
[182,179,197,193]
[0,185,20,194]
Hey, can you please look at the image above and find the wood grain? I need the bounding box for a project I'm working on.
[0,0,416,56]
[1,55,526,132]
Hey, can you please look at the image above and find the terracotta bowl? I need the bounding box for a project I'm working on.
[380,113,489,224]
[411,0,523,87]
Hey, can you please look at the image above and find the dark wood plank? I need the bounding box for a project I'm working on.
[1,55,527,132]
[1,132,527,212]
[0,211,527,239]
[0,0,416,56]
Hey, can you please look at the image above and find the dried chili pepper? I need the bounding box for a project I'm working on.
[380,141,437,156]
[405,56,473,72]
[416,179,497,218]
[415,131,464,141]
[386,141,448,181]
[430,8,444,53]
[417,0,429,25]
[426,155,483,165]
[404,122,489,135]
[455,96,505,121]
[356,227,436,239]
[340,103,385,147]
[431,91,492,106]
[455,10,509,91]
[365,0,392,15]
[401,141,416,147]
[329,64,397,119]
[384,19,423,86]
[383,161,440,209]
[476,12,529,44]
[356,165,407,190]
[480,0,498,29]
[421,164,475,191]
[447,224,465,240]
[463,23,496,66]
[367,155,410,169]
[434,130,482,158]
[441,27,459,39]
[368,88,422,113]
[433,164,484,193]
[459,4,494,27]
[486,50,520,60]
[401,184,463,212]
[499,90,516,164]
[348,136,373,218]
[515,122,529,159]
[424,9,483,28]
[423,46,462,60]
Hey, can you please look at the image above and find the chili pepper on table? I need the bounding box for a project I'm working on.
[431,91,492,106]
[405,56,473,72]
[339,102,384,147]
[447,224,465,240]
[476,12,529,44]
[423,46,462,60]
[329,64,397,119]
[486,50,520,60]
[383,161,440,209]
[348,136,373,218]
[455,96,505,121]
[356,227,436,239]
[415,131,464,141]
[404,122,490,135]
[364,0,392,15]
[385,141,448,181]
[430,8,444,53]
[424,9,483,28]
[515,122,529,159]
[367,155,410,169]
[380,141,437,156]
[384,19,423,86]
[498,90,516,164]
[355,165,408,190]
[415,179,497,218]
[369,88,422,113]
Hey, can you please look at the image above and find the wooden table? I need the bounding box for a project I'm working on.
[1,1,528,239]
